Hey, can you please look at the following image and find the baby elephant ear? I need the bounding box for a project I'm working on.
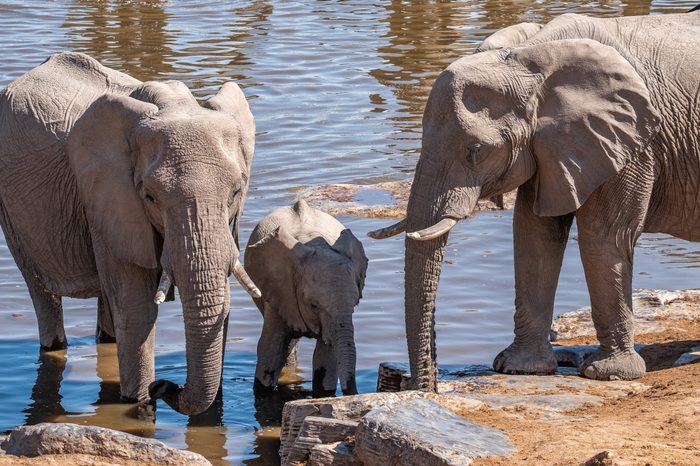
[332,229,368,299]
[509,39,661,217]
[67,94,159,269]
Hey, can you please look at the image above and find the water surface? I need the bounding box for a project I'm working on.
[0,1,698,464]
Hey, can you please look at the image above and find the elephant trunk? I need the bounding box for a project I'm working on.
[332,314,357,396]
[404,159,480,391]
[149,203,232,416]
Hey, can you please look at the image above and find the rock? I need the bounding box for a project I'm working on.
[280,392,423,464]
[1,423,210,465]
[438,373,648,418]
[673,346,700,366]
[298,180,516,219]
[550,288,700,341]
[582,450,616,466]
[376,362,410,393]
[354,398,513,466]
[308,441,362,466]
[286,417,359,465]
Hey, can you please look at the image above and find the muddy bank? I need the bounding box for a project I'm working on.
[279,289,700,466]
[296,180,517,218]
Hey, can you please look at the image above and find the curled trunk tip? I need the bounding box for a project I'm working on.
[367,218,407,239]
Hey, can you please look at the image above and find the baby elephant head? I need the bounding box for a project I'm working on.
[246,224,367,396]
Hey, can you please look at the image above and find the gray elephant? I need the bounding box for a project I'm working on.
[245,200,367,397]
[0,52,260,415]
[370,9,700,389]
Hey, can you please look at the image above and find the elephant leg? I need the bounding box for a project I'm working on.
[253,308,291,393]
[312,339,338,398]
[494,182,573,375]
[92,238,158,403]
[96,295,116,343]
[576,213,645,380]
[24,276,67,351]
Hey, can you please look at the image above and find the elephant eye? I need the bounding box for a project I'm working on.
[466,143,483,168]
[144,193,157,204]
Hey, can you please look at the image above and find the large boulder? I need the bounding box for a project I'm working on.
[1,423,210,466]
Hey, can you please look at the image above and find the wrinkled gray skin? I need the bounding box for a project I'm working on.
[0,52,257,415]
[245,200,367,397]
[370,11,700,390]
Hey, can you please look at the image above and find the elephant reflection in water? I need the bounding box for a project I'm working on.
[21,343,229,463]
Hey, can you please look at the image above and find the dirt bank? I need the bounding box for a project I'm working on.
[469,320,700,466]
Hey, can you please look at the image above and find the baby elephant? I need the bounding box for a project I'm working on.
[245,200,367,397]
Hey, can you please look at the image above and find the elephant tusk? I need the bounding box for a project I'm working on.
[154,272,173,304]
[367,218,407,239]
[406,218,458,241]
[233,259,262,299]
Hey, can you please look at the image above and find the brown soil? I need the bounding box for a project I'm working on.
[469,320,700,466]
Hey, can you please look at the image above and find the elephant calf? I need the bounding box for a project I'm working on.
[245,200,367,397]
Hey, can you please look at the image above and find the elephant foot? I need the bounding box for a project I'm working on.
[580,348,646,381]
[493,342,557,375]
[253,377,275,395]
[95,329,116,344]
[40,337,68,352]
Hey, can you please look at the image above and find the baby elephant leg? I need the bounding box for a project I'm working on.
[312,339,338,398]
[254,310,291,393]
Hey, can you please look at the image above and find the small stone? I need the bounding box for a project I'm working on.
[377,362,409,393]
[582,450,616,466]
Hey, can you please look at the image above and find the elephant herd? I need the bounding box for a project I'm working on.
[0,9,699,416]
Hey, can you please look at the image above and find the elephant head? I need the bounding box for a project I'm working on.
[66,81,259,415]
[245,225,367,395]
[370,39,661,391]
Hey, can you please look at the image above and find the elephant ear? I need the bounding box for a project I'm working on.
[245,226,314,329]
[67,94,159,268]
[204,82,255,248]
[475,22,542,52]
[204,82,255,170]
[509,39,661,217]
[332,229,368,300]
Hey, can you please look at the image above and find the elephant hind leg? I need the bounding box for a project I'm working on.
[25,276,66,351]
[96,295,116,343]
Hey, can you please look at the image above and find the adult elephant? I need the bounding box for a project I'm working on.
[0,52,260,415]
[369,10,700,390]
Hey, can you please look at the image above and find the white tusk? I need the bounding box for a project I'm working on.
[233,259,262,299]
[406,218,458,241]
[367,218,407,239]
[154,272,173,304]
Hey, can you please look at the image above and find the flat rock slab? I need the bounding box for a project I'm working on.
[355,398,513,466]
[438,372,649,418]
[1,423,210,465]
[551,288,700,341]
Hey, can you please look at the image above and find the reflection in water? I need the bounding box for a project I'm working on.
[62,1,176,81]
[23,350,67,426]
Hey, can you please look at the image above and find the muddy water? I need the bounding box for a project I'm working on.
[0,1,698,464]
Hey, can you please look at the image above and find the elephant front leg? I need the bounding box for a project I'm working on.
[576,222,645,380]
[93,238,157,403]
[253,309,291,393]
[24,276,67,352]
[494,183,573,375]
[312,339,338,398]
